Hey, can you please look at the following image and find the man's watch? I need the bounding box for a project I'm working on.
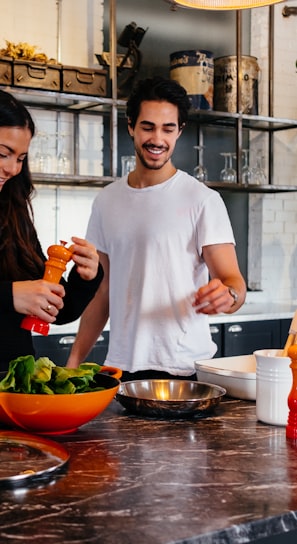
[228,287,238,307]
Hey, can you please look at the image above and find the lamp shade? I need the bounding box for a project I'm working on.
[166,0,283,9]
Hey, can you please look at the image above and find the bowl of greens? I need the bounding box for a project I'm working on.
[0,355,122,434]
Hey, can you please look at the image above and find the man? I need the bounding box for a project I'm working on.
[67,76,246,380]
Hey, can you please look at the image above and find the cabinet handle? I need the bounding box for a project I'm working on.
[227,324,243,333]
[58,334,105,346]
[210,326,220,334]
[59,335,76,345]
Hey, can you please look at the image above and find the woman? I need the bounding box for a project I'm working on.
[0,89,103,371]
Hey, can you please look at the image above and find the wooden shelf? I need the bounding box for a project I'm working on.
[206,181,297,193]
[190,110,297,132]
[32,173,114,188]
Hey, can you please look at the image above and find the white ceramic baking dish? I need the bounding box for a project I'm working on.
[194,354,256,400]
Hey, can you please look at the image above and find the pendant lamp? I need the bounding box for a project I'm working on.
[166,0,283,9]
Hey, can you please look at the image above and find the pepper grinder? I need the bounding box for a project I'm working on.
[286,344,297,439]
[21,241,73,336]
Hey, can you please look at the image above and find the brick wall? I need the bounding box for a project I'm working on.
[249,3,297,303]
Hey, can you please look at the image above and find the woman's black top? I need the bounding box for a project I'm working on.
[0,240,103,371]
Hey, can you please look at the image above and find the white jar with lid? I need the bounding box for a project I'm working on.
[254,349,292,426]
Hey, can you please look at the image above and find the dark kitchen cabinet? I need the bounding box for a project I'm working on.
[223,319,280,356]
[210,324,223,358]
[33,331,109,366]
[280,318,291,349]
[33,318,288,365]
[210,318,285,358]
[91,331,110,365]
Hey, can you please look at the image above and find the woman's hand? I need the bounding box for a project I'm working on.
[12,280,65,322]
[69,236,99,281]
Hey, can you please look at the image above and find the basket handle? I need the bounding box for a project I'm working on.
[76,71,94,84]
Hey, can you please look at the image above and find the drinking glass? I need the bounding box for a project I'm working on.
[57,134,71,175]
[28,134,40,173]
[251,150,267,185]
[220,152,236,183]
[193,145,208,183]
[121,155,136,176]
[242,149,252,185]
[37,133,52,173]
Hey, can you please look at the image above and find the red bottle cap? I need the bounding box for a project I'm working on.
[21,315,50,336]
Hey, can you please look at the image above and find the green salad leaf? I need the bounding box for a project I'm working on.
[0,355,104,394]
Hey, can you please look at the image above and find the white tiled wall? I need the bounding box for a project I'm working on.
[32,186,99,249]
[249,3,297,304]
[3,0,103,66]
[1,0,104,254]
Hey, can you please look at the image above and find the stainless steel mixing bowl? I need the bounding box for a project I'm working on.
[116,379,226,418]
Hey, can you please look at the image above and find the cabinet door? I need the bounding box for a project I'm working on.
[223,320,280,357]
[280,318,292,349]
[89,331,109,365]
[33,332,110,367]
[33,334,76,366]
[210,324,223,358]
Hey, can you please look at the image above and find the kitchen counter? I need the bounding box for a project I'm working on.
[1,398,297,543]
[209,302,295,324]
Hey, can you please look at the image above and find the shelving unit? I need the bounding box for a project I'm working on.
[0,84,125,187]
[2,1,297,193]
[192,110,297,133]
[192,108,297,192]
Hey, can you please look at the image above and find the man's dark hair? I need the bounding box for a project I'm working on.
[126,76,190,129]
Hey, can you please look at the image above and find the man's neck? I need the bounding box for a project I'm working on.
[128,164,177,189]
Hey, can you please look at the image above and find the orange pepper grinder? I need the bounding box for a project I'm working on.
[21,241,73,336]
[286,344,297,439]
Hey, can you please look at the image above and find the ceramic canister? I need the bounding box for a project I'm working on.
[254,349,292,426]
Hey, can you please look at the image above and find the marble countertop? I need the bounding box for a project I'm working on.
[1,398,297,543]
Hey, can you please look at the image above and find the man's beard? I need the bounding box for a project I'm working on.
[135,144,171,171]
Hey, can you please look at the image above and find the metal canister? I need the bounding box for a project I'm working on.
[170,49,214,111]
[214,55,260,114]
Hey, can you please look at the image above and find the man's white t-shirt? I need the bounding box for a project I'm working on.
[86,170,235,375]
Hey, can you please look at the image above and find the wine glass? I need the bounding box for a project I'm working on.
[121,155,136,176]
[242,149,252,185]
[38,133,52,173]
[220,152,236,183]
[193,145,208,183]
[57,134,71,175]
[251,150,267,185]
[28,134,41,173]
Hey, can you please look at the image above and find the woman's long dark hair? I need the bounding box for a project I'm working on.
[0,90,44,280]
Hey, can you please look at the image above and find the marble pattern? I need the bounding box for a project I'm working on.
[1,398,297,543]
